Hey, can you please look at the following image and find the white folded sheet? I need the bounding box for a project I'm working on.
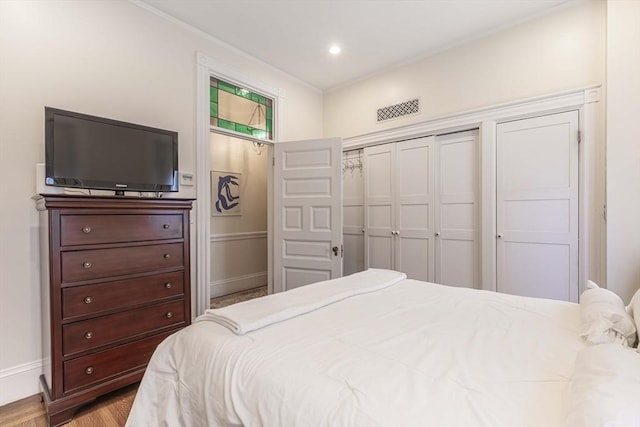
[197,268,407,334]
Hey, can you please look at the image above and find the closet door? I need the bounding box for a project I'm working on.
[395,137,434,281]
[435,130,479,288]
[496,111,579,302]
[364,143,395,269]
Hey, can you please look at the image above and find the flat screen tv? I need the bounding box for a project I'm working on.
[45,107,179,195]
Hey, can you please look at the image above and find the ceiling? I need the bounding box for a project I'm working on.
[138,0,571,92]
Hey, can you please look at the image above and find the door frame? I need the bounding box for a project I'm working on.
[343,86,604,297]
[195,52,283,316]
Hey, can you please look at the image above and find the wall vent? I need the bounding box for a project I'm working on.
[376,98,420,122]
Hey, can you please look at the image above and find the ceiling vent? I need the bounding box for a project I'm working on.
[376,98,420,122]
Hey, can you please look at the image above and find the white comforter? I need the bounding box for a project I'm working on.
[127,276,585,427]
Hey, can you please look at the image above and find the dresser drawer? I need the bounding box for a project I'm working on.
[63,331,172,393]
[60,214,183,246]
[62,271,184,319]
[63,300,185,356]
[61,243,183,282]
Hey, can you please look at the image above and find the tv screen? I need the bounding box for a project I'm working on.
[45,107,179,194]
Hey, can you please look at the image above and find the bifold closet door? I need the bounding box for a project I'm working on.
[395,137,434,281]
[496,111,579,302]
[434,130,479,288]
[364,144,395,270]
[364,138,434,281]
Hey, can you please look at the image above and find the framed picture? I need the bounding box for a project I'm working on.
[211,170,242,216]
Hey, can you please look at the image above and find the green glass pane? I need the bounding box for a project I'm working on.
[266,119,272,133]
[251,129,267,139]
[251,94,259,103]
[210,86,218,103]
[266,106,272,120]
[257,95,266,105]
[217,119,235,131]
[236,88,252,100]
[210,102,218,118]
[218,80,237,95]
[234,124,252,135]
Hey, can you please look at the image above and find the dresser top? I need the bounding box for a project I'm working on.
[34,194,195,211]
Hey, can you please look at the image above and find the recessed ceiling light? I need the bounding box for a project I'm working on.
[329,45,341,55]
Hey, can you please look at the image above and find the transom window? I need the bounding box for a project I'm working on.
[210,77,274,141]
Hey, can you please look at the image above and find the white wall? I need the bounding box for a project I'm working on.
[210,135,268,296]
[606,0,640,303]
[324,0,605,138]
[0,0,322,405]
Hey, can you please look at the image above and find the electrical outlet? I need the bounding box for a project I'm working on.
[180,172,194,187]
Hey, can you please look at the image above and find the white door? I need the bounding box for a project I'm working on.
[363,143,395,270]
[273,138,343,292]
[364,138,433,280]
[496,111,579,302]
[435,130,479,288]
[395,137,434,281]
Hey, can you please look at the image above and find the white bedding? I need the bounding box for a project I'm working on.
[127,275,585,427]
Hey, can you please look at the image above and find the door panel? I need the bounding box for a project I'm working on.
[496,111,579,302]
[435,130,479,288]
[396,137,434,281]
[364,144,395,270]
[274,138,343,292]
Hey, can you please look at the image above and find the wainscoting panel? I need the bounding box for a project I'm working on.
[210,231,268,297]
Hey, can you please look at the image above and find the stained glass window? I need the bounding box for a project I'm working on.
[210,77,274,140]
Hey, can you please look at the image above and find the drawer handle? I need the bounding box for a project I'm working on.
[82,226,92,234]
[84,331,93,340]
[166,312,173,319]
[84,296,93,304]
[165,282,172,289]
[85,366,94,375]
[83,261,92,269]
[163,253,171,260]
[163,224,170,229]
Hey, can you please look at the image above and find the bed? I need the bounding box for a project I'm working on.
[126,269,640,427]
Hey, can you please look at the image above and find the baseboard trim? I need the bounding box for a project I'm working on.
[0,359,45,406]
[210,231,267,242]
[210,272,267,298]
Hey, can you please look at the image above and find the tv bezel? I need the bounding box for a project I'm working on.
[45,107,179,194]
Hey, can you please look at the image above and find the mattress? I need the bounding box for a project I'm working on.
[127,275,586,427]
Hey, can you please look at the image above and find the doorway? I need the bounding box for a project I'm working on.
[209,133,269,300]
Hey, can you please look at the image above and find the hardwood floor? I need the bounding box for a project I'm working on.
[0,384,137,427]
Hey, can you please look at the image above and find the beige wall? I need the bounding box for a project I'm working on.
[606,0,640,302]
[324,0,605,138]
[0,0,322,404]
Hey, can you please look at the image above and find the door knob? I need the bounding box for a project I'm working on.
[435,232,440,237]
[332,246,339,256]
[497,234,503,239]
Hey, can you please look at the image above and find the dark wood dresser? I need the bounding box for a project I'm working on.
[35,194,193,426]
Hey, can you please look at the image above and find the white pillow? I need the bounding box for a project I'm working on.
[566,344,640,427]
[625,287,640,350]
[579,281,636,347]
